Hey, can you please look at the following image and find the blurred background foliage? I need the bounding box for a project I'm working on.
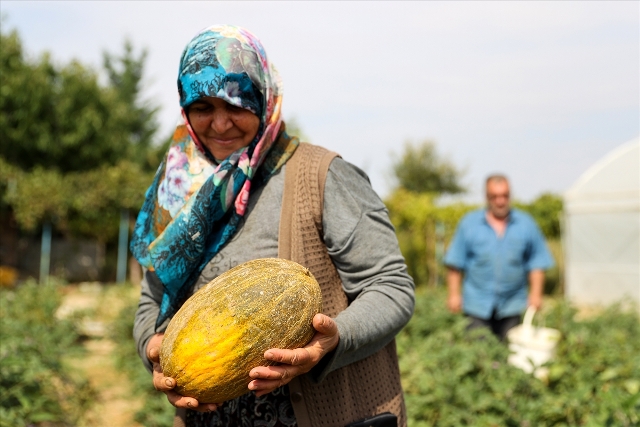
[392,141,466,195]
[0,281,94,426]
[399,289,640,427]
[0,27,168,243]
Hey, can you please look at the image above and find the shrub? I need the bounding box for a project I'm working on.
[385,188,476,287]
[514,193,563,239]
[0,280,94,426]
[398,289,640,426]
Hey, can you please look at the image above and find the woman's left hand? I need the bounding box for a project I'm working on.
[248,313,339,396]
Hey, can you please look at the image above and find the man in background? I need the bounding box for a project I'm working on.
[443,174,554,340]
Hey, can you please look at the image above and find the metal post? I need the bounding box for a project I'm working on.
[116,209,129,283]
[39,221,52,284]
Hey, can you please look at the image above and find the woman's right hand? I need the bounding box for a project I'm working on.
[146,333,218,412]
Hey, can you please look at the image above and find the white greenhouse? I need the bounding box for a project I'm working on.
[564,137,640,308]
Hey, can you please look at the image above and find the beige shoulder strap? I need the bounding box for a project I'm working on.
[278,142,339,260]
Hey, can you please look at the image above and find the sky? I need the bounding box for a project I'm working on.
[2,1,638,202]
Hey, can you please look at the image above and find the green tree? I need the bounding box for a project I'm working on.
[514,193,563,239]
[386,140,467,287]
[392,141,465,194]
[0,27,158,241]
[103,40,164,170]
[385,189,476,286]
[0,29,131,173]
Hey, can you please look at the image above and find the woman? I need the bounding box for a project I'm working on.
[132,25,414,427]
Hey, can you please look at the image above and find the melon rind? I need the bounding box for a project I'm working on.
[160,258,322,403]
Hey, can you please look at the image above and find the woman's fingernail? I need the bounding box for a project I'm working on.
[165,378,173,387]
[265,351,273,358]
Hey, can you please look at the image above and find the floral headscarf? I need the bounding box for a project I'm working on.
[130,25,298,327]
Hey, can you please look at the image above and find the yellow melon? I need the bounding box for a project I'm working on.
[159,258,322,403]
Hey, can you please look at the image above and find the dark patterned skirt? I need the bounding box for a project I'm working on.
[186,386,297,427]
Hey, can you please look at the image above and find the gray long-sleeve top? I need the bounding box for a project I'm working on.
[133,158,415,381]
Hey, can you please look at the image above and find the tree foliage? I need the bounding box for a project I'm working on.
[103,40,166,171]
[392,141,465,195]
[0,27,160,240]
[0,29,132,173]
[514,193,563,239]
[1,158,152,240]
[385,189,476,287]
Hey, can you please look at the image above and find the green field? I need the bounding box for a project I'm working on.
[1,282,638,427]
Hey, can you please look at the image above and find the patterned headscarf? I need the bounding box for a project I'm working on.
[131,25,298,327]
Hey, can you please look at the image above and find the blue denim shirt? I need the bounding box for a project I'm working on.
[444,208,554,319]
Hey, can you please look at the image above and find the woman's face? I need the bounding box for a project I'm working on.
[187,97,260,160]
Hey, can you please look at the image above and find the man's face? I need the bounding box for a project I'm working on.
[486,180,510,219]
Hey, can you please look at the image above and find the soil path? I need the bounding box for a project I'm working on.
[59,283,143,427]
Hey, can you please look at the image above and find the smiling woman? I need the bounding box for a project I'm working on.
[187,97,261,161]
[130,24,414,427]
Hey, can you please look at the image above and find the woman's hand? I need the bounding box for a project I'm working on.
[248,313,340,397]
[146,333,218,412]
